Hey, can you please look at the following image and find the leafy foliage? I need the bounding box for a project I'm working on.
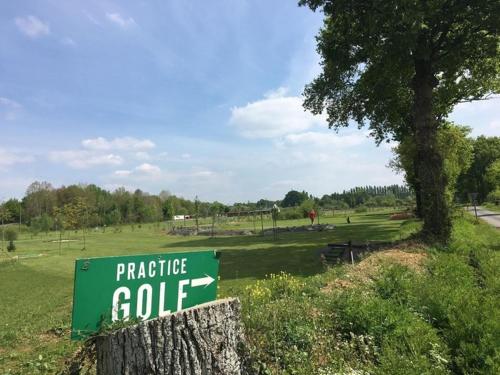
[281,190,310,207]
[299,0,499,242]
[457,136,500,203]
[4,228,18,242]
[242,217,499,374]
[391,123,473,206]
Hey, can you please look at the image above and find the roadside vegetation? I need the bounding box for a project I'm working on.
[241,216,499,374]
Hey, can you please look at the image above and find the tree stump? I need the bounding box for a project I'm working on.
[95,298,250,375]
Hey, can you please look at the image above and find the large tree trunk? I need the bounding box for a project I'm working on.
[96,298,251,375]
[413,58,451,243]
[412,154,423,218]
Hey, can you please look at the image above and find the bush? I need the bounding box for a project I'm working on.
[4,228,18,242]
[4,229,17,252]
[299,199,315,217]
[374,264,416,305]
[486,188,500,203]
[328,290,449,374]
[410,253,499,374]
[277,208,303,220]
[7,241,15,252]
[239,218,499,374]
[373,243,500,374]
[242,273,324,374]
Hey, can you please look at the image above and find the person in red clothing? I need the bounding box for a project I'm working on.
[308,209,316,225]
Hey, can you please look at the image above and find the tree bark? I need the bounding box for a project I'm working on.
[96,298,250,375]
[413,58,451,243]
[412,155,423,218]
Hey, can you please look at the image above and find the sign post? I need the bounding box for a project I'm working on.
[71,250,219,340]
[468,192,478,220]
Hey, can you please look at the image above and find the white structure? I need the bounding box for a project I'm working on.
[173,215,191,221]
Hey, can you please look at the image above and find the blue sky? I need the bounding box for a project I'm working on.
[1,0,498,203]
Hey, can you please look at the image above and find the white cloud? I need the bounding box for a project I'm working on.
[83,11,101,26]
[60,37,76,47]
[0,97,22,120]
[0,97,21,109]
[49,150,123,169]
[134,151,151,160]
[280,131,367,148]
[135,163,161,174]
[448,98,500,137]
[106,13,136,28]
[0,149,34,170]
[15,16,50,38]
[113,164,161,179]
[229,89,325,138]
[82,137,155,151]
[103,183,135,193]
[114,170,132,177]
[264,87,289,99]
[191,170,214,178]
[488,120,500,133]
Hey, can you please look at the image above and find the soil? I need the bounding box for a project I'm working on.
[322,242,427,293]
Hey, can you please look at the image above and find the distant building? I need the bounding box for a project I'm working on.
[173,215,192,221]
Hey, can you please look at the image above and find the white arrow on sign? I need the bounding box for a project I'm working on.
[191,275,215,288]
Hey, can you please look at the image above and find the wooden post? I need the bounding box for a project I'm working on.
[96,298,250,375]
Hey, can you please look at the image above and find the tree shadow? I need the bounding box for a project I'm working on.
[163,220,400,282]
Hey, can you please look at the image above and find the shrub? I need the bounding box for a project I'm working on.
[4,228,17,252]
[410,253,499,374]
[277,208,302,220]
[374,264,416,305]
[7,241,16,252]
[299,199,315,217]
[239,218,499,374]
[374,246,500,374]
[4,228,18,242]
[389,212,414,220]
[486,188,500,203]
[329,290,449,374]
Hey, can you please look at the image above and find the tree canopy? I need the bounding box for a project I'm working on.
[299,0,499,242]
[282,190,310,207]
[457,136,500,202]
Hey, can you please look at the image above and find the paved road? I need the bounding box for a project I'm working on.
[467,206,500,228]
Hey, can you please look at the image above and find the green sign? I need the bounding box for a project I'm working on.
[71,250,219,340]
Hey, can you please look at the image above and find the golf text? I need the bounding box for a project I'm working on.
[112,257,214,321]
[71,251,219,339]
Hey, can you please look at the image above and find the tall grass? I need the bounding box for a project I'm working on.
[242,217,499,374]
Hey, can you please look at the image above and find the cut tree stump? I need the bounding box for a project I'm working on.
[95,298,250,375]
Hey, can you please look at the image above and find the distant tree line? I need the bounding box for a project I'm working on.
[0,183,417,231]
[0,183,228,234]
[216,184,414,215]
[2,134,497,234]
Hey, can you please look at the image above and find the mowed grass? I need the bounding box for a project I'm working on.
[0,210,412,374]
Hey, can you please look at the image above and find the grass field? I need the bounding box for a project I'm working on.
[0,209,417,374]
[483,203,500,213]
